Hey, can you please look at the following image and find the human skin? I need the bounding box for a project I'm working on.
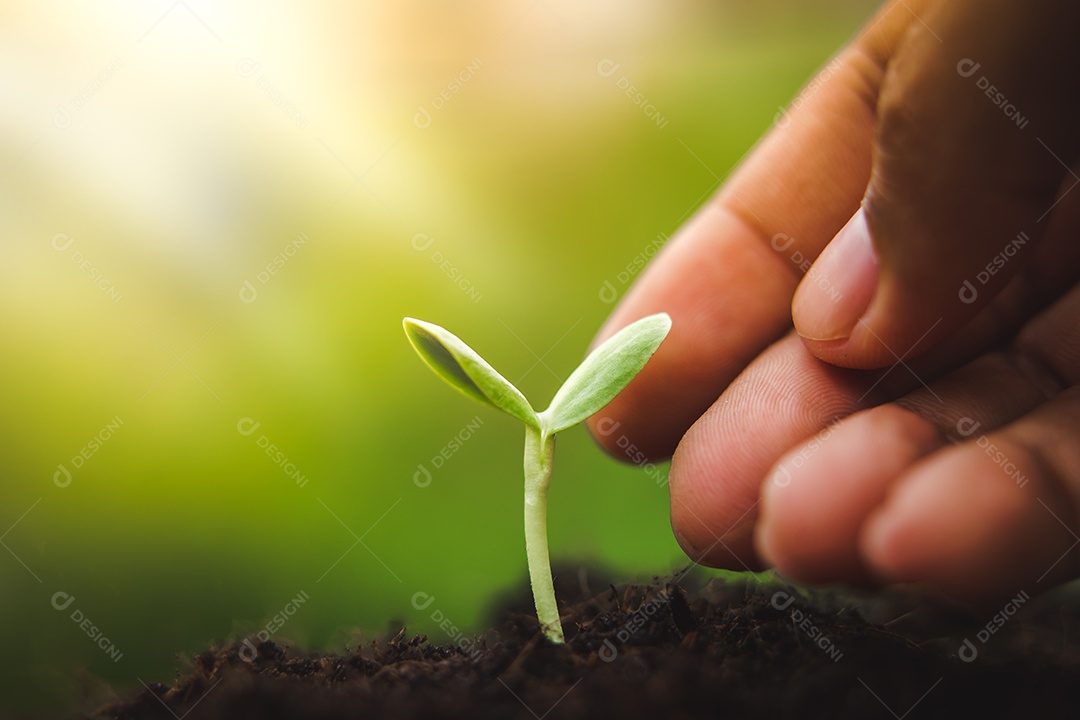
[588,0,1080,606]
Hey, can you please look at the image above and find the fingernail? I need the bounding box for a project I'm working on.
[792,208,879,342]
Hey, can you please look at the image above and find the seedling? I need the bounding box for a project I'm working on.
[403,313,671,644]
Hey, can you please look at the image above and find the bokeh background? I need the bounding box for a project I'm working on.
[1,1,876,715]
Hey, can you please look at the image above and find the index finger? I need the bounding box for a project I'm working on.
[587,0,920,460]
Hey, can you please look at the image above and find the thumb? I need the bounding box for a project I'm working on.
[792,0,1080,369]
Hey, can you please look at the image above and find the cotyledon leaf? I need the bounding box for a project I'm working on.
[403,318,539,428]
[541,313,671,435]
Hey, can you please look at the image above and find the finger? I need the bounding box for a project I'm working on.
[755,352,1049,586]
[672,269,1080,574]
[761,279,1080,601]
[668,332,887,570]
[755,405,944,585]
[862,387,1080,606]
[861,284,1080,604]
[793,0,1080,368]
[906,162,1080,379]
[587,1,917,460]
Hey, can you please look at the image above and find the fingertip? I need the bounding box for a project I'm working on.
[584,412,630,459]
[588,201,815,460]
[755,459,817,577]
[756,405,941,584]
[792,208,879,344]
[792,207,932,370]
[666,414,770,571]
[792,206,948,370]
[859,443,1066,605]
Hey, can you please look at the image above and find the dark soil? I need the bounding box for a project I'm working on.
[88,569,1080,719]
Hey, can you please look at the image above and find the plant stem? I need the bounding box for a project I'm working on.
[523,424,563,643]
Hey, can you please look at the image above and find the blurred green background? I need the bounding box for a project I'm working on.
[1,0,875,715]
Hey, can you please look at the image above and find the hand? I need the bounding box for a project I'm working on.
[588,0,1080,606]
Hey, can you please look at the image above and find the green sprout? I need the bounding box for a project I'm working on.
[403,313,672,644]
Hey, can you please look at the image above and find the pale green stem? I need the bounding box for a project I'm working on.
[523,424,564,643]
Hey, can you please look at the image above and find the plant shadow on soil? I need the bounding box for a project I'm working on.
[87,566,1080,720]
